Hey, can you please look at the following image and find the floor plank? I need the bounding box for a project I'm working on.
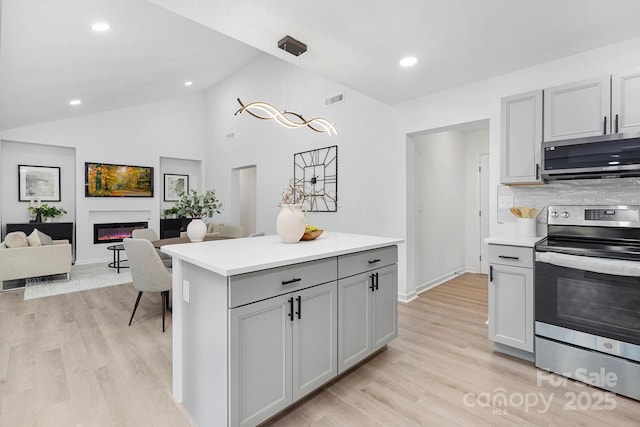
[0,273,638,426]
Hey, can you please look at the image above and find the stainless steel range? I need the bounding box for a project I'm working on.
[535,205,640,401]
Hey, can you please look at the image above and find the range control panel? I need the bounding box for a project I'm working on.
[548,205,640,227]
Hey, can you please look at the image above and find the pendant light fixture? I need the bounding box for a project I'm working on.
[234,35,338,136]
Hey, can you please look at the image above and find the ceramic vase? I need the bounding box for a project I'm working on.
[187,218,207,242]
[276,204,307,243]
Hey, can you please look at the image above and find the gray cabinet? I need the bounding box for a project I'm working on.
[612,68,640,134]
[543,75,611,142]
[337,247,398,373]
[229,278,337,427]
[500,90,543,184]
[487,244,534,352]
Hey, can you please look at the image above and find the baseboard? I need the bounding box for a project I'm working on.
[397,290,417,304]
[75,257,112,266]
[415,268,467,296]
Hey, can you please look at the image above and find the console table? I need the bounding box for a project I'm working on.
[5,222,75,261]
[160,218,190,238]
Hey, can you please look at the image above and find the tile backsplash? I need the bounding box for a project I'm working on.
[497,177,640,235]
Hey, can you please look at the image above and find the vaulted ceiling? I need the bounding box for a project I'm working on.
[4,0,640,130]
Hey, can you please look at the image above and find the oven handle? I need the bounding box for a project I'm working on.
[536,251,640,277]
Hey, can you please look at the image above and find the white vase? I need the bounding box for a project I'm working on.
[187,218,207,242]
[276,204,307,243]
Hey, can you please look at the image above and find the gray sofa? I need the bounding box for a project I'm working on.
[0,239,72,290]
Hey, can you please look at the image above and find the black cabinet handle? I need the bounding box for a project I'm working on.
[498,255,519,260]
[535,163,540,180]
[288,297,294,321]
[603,116,607,134]
[489,265,493,282]
[368,259,381,264]
[369,274,376,291]
[296,295,301,319]
[615,114,619,133]
[282,277,302,285]
[374,272,379,290]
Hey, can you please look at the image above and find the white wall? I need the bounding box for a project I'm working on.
[412,130,466,291]
[1,141,76,230]
[203,54,408,291]
[0,95,207,263]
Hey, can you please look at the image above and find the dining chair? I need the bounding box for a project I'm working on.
[132,227,172,268]
[123,238,172,332]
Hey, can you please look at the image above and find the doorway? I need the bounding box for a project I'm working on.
[407,120,490,296]
[230,165,257,236]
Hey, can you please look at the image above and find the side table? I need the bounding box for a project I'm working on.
[107,244,128,273]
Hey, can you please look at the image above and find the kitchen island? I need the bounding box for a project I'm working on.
[161,232,403,427]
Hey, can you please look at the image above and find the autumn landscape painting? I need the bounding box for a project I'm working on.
[85,162,154,197]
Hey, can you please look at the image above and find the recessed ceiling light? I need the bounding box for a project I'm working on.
[184,81,193,86]
[400,56,418,68]
[91,22,110,32]
[69,99,82,106]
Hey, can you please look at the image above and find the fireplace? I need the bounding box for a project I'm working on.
[94,222,148,244]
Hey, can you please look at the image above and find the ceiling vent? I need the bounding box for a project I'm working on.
[326,93,345,106]
[278,35,307,56]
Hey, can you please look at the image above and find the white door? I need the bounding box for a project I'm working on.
[479,154,490,274]
[231,165,257,236]
[612,68,640,134]
[337,272,371,373]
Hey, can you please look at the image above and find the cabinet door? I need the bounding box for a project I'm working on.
[371,265,398,352]
[229,294,292,427]
[338,272,371,373]
[488,264,534,352]
[500,90,543,184]
[292,281,338,400]
[612,68,640,134]
[543,75,611,141]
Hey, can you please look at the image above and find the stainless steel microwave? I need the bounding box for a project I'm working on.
[541,132,640,181]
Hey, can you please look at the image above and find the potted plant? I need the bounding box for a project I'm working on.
[162,206,180,219]
[28,203,68,223]
[173,190,223,241]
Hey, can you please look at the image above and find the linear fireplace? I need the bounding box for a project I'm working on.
[94,222,148,244]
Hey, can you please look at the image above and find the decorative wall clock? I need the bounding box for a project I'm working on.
[294,145,338,212]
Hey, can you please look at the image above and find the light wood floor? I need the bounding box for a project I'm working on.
[1,274,638,426]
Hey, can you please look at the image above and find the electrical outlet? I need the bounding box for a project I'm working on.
[183,280,190,303]
[498,196,514,209]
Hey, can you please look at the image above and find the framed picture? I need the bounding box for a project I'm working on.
[164,173,189,201]
[18,165,61,202]
[85,162,154,197]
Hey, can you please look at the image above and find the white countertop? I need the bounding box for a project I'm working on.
[484,235,545,247]
[161,231,404,276]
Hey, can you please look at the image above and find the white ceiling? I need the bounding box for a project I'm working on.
[4,0,640,130]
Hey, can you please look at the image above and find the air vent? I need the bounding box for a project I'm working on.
[325,93,345,107]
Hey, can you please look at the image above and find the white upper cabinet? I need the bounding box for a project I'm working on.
[500,90,543,184]
[543,75,611,142]
[612,68,640,134]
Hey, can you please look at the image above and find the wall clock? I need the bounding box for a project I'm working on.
[294,145,338,212]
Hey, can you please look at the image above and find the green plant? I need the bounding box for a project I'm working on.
[173,190,223,218]
[28,203,68,219]
[162,206,180,219]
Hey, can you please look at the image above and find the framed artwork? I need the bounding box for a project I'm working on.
[85,162,154,197]
[164,173,189,201]
[18,165,61,202]
[294,145,338,212]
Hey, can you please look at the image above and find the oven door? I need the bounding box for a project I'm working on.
[535,253,640,347]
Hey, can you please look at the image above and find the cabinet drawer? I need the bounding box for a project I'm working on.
[488,244,533,268]
[338,246,397,279]
[228,257,337,308]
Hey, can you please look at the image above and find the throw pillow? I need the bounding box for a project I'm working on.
[27,229,54,246]
[207,222,224,233]
[4,231,29,248]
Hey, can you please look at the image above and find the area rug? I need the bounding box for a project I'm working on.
[24,262,132,300]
